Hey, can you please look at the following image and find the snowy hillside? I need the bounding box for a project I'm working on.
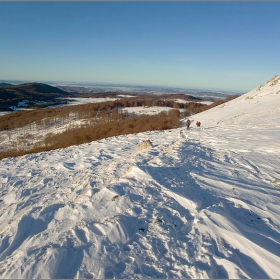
[0,76,279,278]
[187,75,280,128]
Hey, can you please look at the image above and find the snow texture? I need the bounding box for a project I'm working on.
[0,76,279,278]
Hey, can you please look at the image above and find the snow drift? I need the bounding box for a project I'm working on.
[0,76,279,278]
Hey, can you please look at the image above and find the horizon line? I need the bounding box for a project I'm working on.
[0,78,246,94]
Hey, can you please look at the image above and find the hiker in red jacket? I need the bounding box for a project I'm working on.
[196,121,201,127]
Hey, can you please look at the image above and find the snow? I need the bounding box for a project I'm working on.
[0,76,280,278]
[174,99,213,105]
[119,106,185,116]
[61,97,118,106]
[0,116,89,154]
[0,112,10,116]
[117,95,135,98]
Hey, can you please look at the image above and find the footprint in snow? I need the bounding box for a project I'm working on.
[63,162,76,170]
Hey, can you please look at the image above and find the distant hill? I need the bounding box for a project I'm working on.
[0,82,13,87]
[162,93,202,101]
[57,85,95,94]
[0,82,68,110]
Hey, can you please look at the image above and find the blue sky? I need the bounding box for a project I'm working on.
[0,2,279,92]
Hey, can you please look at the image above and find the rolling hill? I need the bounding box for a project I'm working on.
[0,83,68,110]
[0,83,13,87]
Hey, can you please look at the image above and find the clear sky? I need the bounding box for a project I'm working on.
[0,2,279,92]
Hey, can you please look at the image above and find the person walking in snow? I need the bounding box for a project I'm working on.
[186,119,191,129]
[196,121,201,127]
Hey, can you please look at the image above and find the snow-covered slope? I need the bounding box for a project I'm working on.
[188,75,280,128]
[0,76,279,279]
